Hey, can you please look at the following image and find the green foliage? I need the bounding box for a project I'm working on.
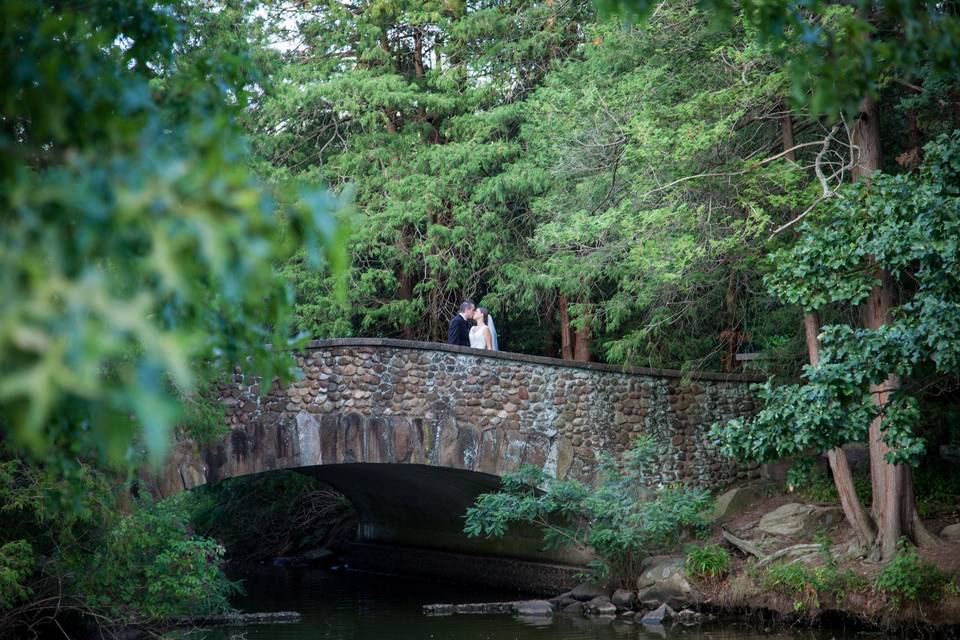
[874,538,949,606]
[179,386,228,445]
[0,456,236,629]
[762,559,865,613]
[79,495,239,622]
[250,0,591,344]
[487,9,804,369]
[464,436,711,580]
[685,544,730,580]
[762,562,821,610]
[0,541,33,610]
[0,0,345,471]
[714,133,960,468]
[913,465,960,518]
[786,459,872,506]
[597,0,960,120]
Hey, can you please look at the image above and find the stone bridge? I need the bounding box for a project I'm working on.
[151,339,761,565]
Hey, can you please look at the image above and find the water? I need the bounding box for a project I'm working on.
[174,564,855,640]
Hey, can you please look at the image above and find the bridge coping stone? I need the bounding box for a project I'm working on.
[299,338,767,383]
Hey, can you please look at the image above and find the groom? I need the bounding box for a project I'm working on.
[447,300,475,347]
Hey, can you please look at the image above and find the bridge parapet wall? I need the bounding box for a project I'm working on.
[159,339,762,497]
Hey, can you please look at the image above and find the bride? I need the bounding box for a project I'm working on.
[469,307,499,351]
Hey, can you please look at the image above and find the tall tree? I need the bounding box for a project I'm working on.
[256,0,592,342]
[488,9,809,370]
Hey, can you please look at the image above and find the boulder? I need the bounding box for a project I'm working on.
[639,603,675,625]
[550,594,578,609]
[673,609,703,626]
[636,556,693,608]
[514,600,554,617]
[611,588,638,611]
[757,503,843,537]
[941,523,960,541]
[562,601,585,616]
[570,581,606,602]
[585,596,617,616]
[712,486,760,521]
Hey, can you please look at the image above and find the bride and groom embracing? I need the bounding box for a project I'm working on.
[447,300,499,351]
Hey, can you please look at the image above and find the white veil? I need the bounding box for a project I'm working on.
[487,313,499,351]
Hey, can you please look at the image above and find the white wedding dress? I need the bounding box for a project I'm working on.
[469,325,489,350]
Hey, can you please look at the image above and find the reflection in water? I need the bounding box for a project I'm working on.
[172,564,849,640]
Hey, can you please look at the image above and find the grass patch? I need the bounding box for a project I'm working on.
[685,543,731,580]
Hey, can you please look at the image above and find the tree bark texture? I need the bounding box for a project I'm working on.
[805,311,877,549]
[558,293,591,362]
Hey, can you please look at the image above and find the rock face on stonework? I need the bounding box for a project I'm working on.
[757,503,843,537]
[636,556,694,608]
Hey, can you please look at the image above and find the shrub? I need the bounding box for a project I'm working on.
[685,544,730,580]
[874,538,948,606]
[179,385,228,445]
[464,436,712,581]
[0,541,34,610]
[1,457,243,632]
[78,495,241,622]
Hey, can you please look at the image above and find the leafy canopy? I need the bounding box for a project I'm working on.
[597,0,960,119]
[0,0,345,468]
[714,132,960,466]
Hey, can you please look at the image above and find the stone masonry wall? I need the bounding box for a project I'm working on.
[161,338,762,494]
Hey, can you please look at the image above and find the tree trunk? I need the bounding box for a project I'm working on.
[397,267,415,340]
[850,96,937,558]
[559,293,573,360]
[851,97,881,181]
[573,307,591,363]
[862,268,936,558]
[805,311,876,550]
[413,26,427,122]
[787,108,877,546]
[851,96,915,559]
[781,110,796,162]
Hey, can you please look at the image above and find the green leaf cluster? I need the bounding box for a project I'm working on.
[464,436,711,580]
[714,132,960,466]
[1,0,344,471]
[0,456,237,629]
[79,494,241,622]
[685,543,731,580]
[874,538,949,606]
[598,0,960,120]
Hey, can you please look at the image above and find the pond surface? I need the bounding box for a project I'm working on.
[174,564,858,640]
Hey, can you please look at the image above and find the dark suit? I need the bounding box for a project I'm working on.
[448,314,471,347]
